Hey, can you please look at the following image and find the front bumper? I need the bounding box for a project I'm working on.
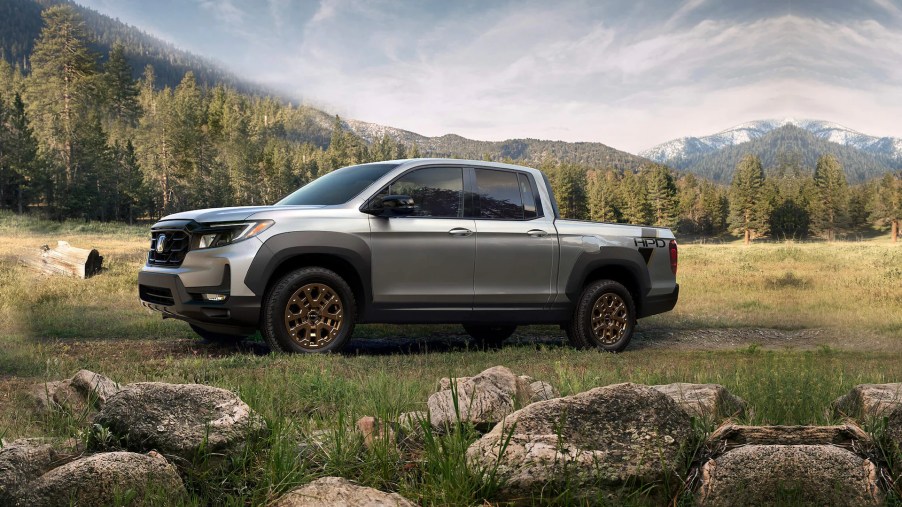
[638,283,679,318]
[138,270,261,333]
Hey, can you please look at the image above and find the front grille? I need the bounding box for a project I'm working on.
[139,285,175,306]
[147,229,190,267]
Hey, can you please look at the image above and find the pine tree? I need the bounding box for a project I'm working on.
[811,154,849,241]
[587,169,620,222]
[550,164,588,219]
[619,171,652,225]
[644,164,677,228]
[102,42,141,130]
[24,5,98,215]
[729,154,769,243]
[0,93,41,212]
[870,172,902,242]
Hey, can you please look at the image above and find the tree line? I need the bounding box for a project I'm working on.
[0,5,899,242]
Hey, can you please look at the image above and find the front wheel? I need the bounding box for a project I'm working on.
[463,324,516,349]
[566,280,636,352]
[261,267,356,353]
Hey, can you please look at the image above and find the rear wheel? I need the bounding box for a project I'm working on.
[462,324,516,349]
[566,280,635,352]
[261,267,356,353]
[188,324,248,345]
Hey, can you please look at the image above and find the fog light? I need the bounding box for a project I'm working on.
[202,293,227,302]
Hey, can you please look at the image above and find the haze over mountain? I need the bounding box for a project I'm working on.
[641,119,902,183]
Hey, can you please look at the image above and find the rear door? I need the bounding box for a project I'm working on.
[471,168,557,306]
[368,166,476,305]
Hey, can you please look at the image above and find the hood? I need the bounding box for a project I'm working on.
[159,205,324,224]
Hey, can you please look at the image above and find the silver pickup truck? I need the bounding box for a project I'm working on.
[138,159,678,353]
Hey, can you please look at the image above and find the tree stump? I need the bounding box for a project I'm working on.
[19,241,103,279]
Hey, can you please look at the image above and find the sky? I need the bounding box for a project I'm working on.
[78,0,902,154]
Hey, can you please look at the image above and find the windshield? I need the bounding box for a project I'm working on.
[276,163,400,206]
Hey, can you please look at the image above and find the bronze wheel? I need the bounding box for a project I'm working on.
[262,267,356,354]
[590,293,629,345]
[284,283,344,350]
[566,279,636,352]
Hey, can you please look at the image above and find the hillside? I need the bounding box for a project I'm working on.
[0,0,261,92]
[672,125,894,183]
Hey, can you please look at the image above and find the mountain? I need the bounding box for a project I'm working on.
[641,118,902,182]
[0,0,264,93]
[665,125,896,183]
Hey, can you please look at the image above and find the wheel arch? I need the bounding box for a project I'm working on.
[565,248,650,317]
[245,232,371,316]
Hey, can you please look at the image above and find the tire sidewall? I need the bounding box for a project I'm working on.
[573,280,636,352]
[262,267,356,353]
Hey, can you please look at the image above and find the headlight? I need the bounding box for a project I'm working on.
[195,220,274,249]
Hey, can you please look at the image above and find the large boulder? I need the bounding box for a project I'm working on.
[271,476,416,507]
[0,439,74,505]
[428,366,531,431]
[466,382,693,497]
[70,369,121,405]
[527,380,560,403]
[94,382,267,463]
[652,383,747,419]
[17,451,186,507]
[697,445,883,506]
[834,383,902,448]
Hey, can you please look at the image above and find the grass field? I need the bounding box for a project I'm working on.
[0,211,900,505]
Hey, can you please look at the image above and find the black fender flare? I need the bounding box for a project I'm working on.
[564,246,651,309]
[244,231,372,301]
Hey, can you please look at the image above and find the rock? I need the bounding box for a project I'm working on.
[19,451,186,507]
[94,382,267,463]
[71,369,120,406]
[697,445,883,506]
[428,366,531,431]
[397,411,427,431]
[271,476,416,507]
[528,380,560,403]
[27,381,63,413]
[707,423,872,449]
[356,416,398,450]
[834,383,902,417]
[652,383,747,419]
[436,376,471,392]
[834,383,902,447]
[466,382,693,497]
[0,439,74,505]
[52,379,94,416]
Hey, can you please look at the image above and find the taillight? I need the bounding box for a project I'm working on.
[669,239,678,276]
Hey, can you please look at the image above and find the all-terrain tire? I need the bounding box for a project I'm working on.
[189,324,248,345]
[462,324,516,349]
[566,280,636,352]
[261,267,356,354]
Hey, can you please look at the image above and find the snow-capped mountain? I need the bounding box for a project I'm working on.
[640,118,902,165]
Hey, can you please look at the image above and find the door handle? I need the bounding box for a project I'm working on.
[527,229,548,237]
[448,228,473,237]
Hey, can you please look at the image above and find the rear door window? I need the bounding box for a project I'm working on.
[474,169,525,219]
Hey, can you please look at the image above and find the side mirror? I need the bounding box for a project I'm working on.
[363,195,416,217]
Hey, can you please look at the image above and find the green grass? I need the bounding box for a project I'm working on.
[0,212,900,505]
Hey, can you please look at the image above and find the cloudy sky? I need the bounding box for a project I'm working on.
[78,0,902,154]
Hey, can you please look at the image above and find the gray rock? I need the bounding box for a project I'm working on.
[271,476,416,507]
[27,381,63,413]
[528,380,560,403]
[697,445,883,506]
[652,383,747,419]
[70,369,121,406]
[0,439,73,505]
[94,382,267,463]
[19,451,186,507]
[466,382,693,497]
[428,366,531,431]
[397,411,427,431]
[833,383,902,446]
[52,380,91,416]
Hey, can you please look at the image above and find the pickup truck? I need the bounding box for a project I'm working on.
[138,159,678,353]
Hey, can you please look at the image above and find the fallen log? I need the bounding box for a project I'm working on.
[19,241,103,279]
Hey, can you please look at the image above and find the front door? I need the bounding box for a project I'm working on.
[369,166,476,306]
